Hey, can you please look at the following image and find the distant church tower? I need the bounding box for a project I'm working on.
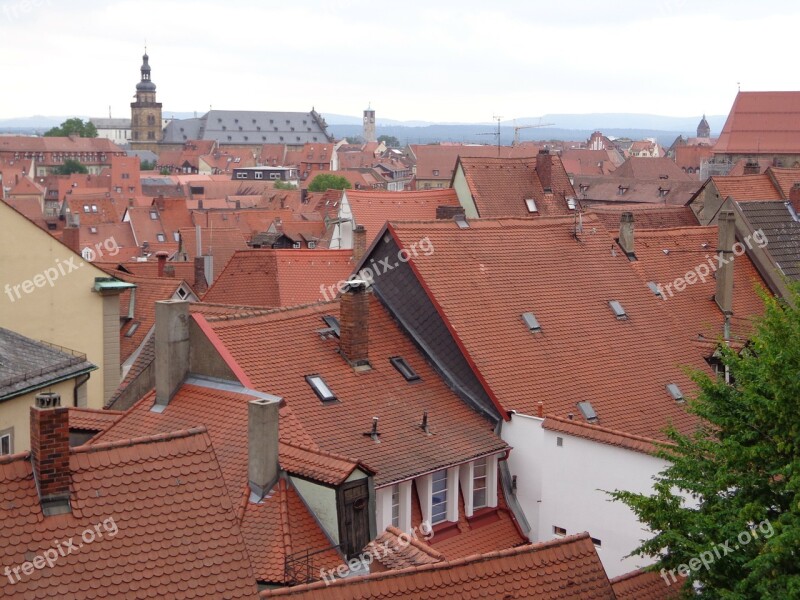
[363,106,376,143]
[130,49,163,150]
[697,114,711,138]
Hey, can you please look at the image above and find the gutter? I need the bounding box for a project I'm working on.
[0,365,97,403]
[73,372,91,407]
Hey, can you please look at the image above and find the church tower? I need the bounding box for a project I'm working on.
[130,49,163,150]
[697,114,711,139]
[363,106,376,143]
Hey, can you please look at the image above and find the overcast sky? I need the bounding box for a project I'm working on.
[0,0,798,123]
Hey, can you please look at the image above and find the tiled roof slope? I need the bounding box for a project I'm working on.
[203,249,355,307]
[459,155,576,218]
[0,328,96,400]
[409,144,539,182]
[388,216,711,440]
[611,568,685,599]
[68,407,124,432]
[588,204,699,230]
[710,174,782,201]
[260,533,616,599]
[630,227,766,341]
[178,226,248,274]
[614,157,693,181]
[738,201,800,280]
[344,189,459,246]
[766,166,800,198]
[0,427,257,598]
[205,297,508,485]
[544,416,660,455]
[574,175,700,205]
[714,91,800,154]
[365,526,444,572]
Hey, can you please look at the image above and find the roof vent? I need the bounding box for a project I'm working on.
[363,417,380,443]
[647,282,663,298]
[666,383,684,402]
[521,312,542,333]
[608,300,627,320]
[577,401,598,423]
[454,214,469,229]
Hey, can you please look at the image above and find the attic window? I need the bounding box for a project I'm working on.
[89,226,98,234]
[525,198,538,213]
[156,233,166,242]
[91,204,98,213]
[553,526,567,536]
[577,401,598,423]
[83,205,90,213]
[125,322,140,337]
[647,282,663,298]
[566,198,577,210]
[390,356,420,381]
[433,169,439,176]
[521,312,541,333]
[173,232,180,242]
[608,300,627,320]
[176,287,188,299]
[306,375,337,403]
[666,383,684,402]
[149,210,158,220]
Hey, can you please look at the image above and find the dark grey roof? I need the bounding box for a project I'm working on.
[161,110,333,145]
[90,118,131,129]
[0,328,97,401]
[738,201,800,280]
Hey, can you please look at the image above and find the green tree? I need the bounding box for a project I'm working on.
[159,167,171,175]
[56,159,89,175]
[378,135,400,148]
[307,174,352,192]
[345,136,364,145]
[610,287,800,598]
[44,118,98,138]
[273,181,297,190]
[140,159,156,171]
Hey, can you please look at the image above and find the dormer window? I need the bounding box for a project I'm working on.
[306,375,336,403]
[521,312,542,333]
[431,470,448,524]
[149,210,158,220]
[473,457,487,509]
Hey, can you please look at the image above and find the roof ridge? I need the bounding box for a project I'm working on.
[202,299,336,323]
[0,450,31,465]
[68,406,125,415]
[383,525,445,560]
[278,478,293,559]
[72,426,208,454]
[544,416,669,447]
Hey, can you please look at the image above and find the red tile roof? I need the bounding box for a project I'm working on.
[178,226,248,274]
[344,189,460,246]
[574,175,701,205]
[204,297,508,485]
[766,166,800,198]
[0,427,257,598]
[588,204,699,230]
[611,568,685,599]
[68,407,124,432]
[714,91,800,155]
[261,533,616,599]
[614,157,693,181]
[543,416,660,455]
[673,144,713,173]
[560,148,621,176]
[628,226,766,341]
[409,144,540,183]
[365,526,444,572]
[458,154,576,218]
[709,174,782,201]
[387,216,711,440]
[203,249,355,307]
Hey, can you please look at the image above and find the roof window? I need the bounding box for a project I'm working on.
[525,198,538,213]
[666,383,684,402]
[577,401,598,423]
[608,300,627,320]
[390,356,420,381]
[306,375,337,403]
[521,312,542,333]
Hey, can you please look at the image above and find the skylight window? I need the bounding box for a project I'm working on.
[322,315,340,336]
[525,198,538,213]
[149,210,158,220]
[454,214,469,229]
[666,383,684,402]
[577,401,598,423]
[390,356,420,381]
[521,312,542,333]
[608,300,627,320]
[567,198,577,210]
[647,282,663,298]
[306,375,337,403]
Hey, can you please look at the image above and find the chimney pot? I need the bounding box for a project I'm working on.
[536,151,553,191]
[154,300,191,407]
[339,280,370,367]
[618,212,635,258]
[248,397,281,499]
[31,393,71,515]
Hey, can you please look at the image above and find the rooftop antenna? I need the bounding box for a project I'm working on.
[476,115,503,156]
[108,105,111,119]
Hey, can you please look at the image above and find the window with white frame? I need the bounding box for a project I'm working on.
[431,470,448,524]
[473,457,487,510]
[391,484,400,527]
[0,429,12,455]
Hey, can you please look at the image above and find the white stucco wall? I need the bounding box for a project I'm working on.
[451,164,479,218]
[290,477,339,544]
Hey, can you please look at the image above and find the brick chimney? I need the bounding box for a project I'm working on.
[155,251,169,277]
[30,393,71,515]
[248,397,281,499]
[435,205,462,220]
[715,210,735,315]
[62,226,81,255]
[194,256,207,294]
[154,300,191,408]
[536,149,552,191]
[353,225,367,262]
[339,280,370,368]
[789,183,800,214]
[618,212,635,258]
[743,159,760,175]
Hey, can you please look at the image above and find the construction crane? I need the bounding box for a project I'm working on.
[513,120,555,146]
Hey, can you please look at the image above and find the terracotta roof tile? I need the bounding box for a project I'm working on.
[588,204,699,230]
[0,427,256,598]
[714,91,800,155]
[202,249,355,307]
[68,407,124,432]
[766,166,800,198]
[611,568,685,599]
[178,226,248,274]
[710,174,782,201]
[543,416,661,455]
[387,216,712,441]
[614,157,692,181]
[260,533,615,599]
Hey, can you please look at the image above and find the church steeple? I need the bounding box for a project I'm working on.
[697,114,711,138]
[131,48,162,149]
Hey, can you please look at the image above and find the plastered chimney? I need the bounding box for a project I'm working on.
[248,397,281,499]
[154,300,190,408]
[715,210,736,315]
[619,212,635,258]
